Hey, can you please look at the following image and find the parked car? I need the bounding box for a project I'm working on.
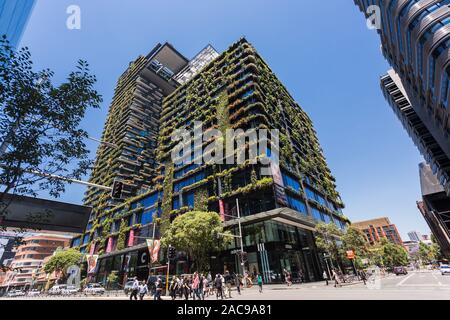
[440,265,450,275]
[7,290,26,297]
[27,289,41,297]
[83,283,105,295]
[62,285,79,295]
[124,280,135,295]
[393,266,408,276]
[48,284,67,295]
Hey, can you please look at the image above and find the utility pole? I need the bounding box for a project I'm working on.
[236,198,246,276]
[165,245,171,296]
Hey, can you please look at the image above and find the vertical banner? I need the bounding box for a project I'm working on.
[89,242,96,255]
[128,229,135,247]
[86,255,99,274]
[151,240,161,263]
[106,237,113,253]
[219,199,225,222]
[146,239,154,255]
[271,161,288,206]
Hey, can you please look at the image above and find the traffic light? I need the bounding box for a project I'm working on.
[168,245,176,260]
[111,180,124,199]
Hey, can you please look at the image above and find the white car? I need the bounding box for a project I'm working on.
[83,283,105,295]
[62,285,79,296]
[7,290,26,297]
[440,265,450,275]
[48,284,67,295]
[27,289,41,297]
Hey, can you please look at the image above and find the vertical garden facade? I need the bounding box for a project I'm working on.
[156,38,349,282]
[74,38,349,285]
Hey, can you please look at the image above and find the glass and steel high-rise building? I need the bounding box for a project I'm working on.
[355,1,450,193]
[74,38,349,285]
[0,0,36,48]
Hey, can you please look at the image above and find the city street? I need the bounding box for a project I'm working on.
[2,271,450,301]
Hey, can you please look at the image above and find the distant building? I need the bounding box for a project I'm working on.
[403,240,420,256]
[0,233,71,291]
[0,0,36,48]
[353,217,403,246]
[417,162,450,259]
[408,231,423,243]
[0,233,17,266]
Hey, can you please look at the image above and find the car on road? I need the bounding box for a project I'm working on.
[62,285,79,296]
[7,290,26,297]
[27,289,41,297]
[440,265,450,275]
[393,266,408,276]
[83,283,105,295]
[48,284,67,295]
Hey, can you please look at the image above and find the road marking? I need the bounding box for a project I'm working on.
[396,273,414,287]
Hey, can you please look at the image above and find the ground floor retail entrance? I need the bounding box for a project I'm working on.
[94,218,324,286]
[212,219,324,283]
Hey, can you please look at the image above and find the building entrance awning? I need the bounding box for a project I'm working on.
[223,207,317,232]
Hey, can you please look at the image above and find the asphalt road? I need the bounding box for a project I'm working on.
[2,270,450,300]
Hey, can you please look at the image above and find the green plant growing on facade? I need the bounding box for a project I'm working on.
[160,163,174,235]
[161,211,232,272]
[194,188,209,211]
[116,219,127,251]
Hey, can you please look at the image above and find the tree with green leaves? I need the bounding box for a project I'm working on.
[341,226,369,268]
[377,238,409,269]
[0,36,102,221]
[161,211,232,272]
[43,248,82,281]
[315,222,343,269]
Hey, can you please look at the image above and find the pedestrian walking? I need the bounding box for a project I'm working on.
[138,281,148,300]
[257,273,263,293]
[202,275,209,297]
[359,270,367,285]
[224,271,233,299]
[233,272,241,295]
[154,278,163,300]
[192,272,203,300]
[169,276,179,300]
[332,269,341,288]
[215,274,223,300]
[323,270,329,286]
[129,278,139,300]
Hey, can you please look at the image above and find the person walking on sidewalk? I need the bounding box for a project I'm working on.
[154,278,163,300]
[332,269,341,288]
[138,281,148,300]
[224,271,233,299]
[129,278,139,300]
[215,274,223,300]
[257,273,263,293]
[323,270,329,286]
[233,272,241,295]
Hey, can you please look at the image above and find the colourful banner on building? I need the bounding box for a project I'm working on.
[86,254,99,274]
[128,229,135,247]
[106,237,113,253]
[151,240,161,263]
[219,199,225,222]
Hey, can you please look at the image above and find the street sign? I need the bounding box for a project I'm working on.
[346,250,355,260]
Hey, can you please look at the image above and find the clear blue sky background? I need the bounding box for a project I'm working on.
[19,0,428,239]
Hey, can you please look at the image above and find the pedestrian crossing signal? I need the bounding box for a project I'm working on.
[111,181,124,199]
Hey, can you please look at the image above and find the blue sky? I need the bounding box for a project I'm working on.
[19,0,428,239]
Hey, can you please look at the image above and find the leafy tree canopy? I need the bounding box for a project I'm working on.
[161,211,232,272]
[0,36,102,220]
[43,248,82,277]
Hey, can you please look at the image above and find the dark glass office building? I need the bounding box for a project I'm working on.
[0,0,35,48]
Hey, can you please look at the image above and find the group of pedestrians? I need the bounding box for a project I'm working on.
[128,277,163,301]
